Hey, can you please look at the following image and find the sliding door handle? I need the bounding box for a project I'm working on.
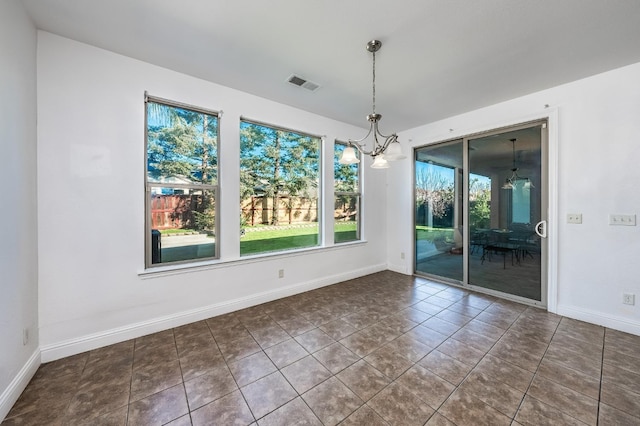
[535,220,547,238]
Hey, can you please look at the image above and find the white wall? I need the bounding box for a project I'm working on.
[0,0,40,420]
[388,61,640,335]
[27,19,640,374]
[36,32,388,361]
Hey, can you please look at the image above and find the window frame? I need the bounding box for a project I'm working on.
[334,140,362,243]
[239,117,323,257]
[144,93,221,268]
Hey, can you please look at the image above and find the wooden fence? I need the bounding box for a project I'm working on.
[151,194,206,230]
[153,194,356,229]
[241,195,318,226]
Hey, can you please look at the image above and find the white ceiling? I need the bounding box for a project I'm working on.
[21,0,640,132]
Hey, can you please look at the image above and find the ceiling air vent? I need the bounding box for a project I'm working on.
[287,74,321,92]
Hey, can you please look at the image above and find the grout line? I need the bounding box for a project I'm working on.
[424,297,506,419]
[126,343,134,424]
[510,309,558,423]
[597,329,606,426]
[12,273,640,425]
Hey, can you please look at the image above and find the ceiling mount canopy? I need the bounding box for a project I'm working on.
[339,40,406,169]
[502,138,534,190]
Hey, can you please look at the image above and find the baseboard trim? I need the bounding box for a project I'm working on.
[41,264,387,362]
[0,349,40,422]
[387,262,409,275]
[557,304,640,336]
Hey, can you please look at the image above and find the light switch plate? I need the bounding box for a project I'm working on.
[609,214,636,226]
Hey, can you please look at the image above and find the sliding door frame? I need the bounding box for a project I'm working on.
[412,138,464,287]
[413,118,553,309]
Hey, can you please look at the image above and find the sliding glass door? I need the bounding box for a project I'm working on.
[415,140,464,282]
[414,122,547,305]
[468,126,544,302]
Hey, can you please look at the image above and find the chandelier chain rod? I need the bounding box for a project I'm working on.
[372,50,376,116]
[338,39,406,167]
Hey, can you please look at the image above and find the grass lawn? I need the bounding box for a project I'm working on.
[416,226,454,242]
[159,228,201,235]
[157,222,360,259]
[240,222,359,255]
[241,225,319,255]
[334,221,358,243]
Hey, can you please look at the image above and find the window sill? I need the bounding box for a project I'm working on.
[138,240,367,279]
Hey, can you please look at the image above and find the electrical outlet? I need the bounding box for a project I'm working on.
[609,214,637,226]
[278,269,284,278]
[23,328,29,346]
[400,252,405,260]
[623,293,635,305]
[567,213,582,224]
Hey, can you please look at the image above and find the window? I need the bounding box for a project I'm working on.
[145,95,219,267]
[334,141,361,243]
[469,173,491,230]
[240,119,321,256]
[511,180,531,224]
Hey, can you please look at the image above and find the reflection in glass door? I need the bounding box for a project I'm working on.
[414,123,547,305]
[415,140,464,283]
[468,126,544,301]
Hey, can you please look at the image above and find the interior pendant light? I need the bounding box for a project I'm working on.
[339,40,405,168]
[502,138,534,190]
[370,155,389,169]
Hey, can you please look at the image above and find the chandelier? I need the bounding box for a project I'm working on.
[338,40,405,169]
[502,138,534,190]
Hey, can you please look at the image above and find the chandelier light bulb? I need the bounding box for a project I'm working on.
[370,155,390,169]
[338,146,360,165]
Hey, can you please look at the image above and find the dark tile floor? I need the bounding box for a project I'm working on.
[4,271,640,425]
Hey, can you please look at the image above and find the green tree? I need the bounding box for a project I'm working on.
[147,105,218,184]
[415,166,454,219]
[147,102,218,231]
[334,145,359,193]
[334,144,359,221]
[240,121,319,226]
[469,177,491,229]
